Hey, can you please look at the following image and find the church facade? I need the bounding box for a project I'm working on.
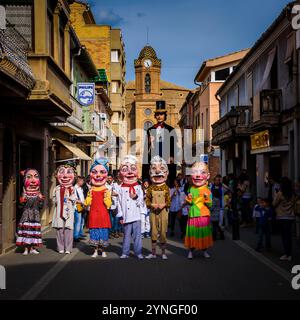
[125,45,190,175]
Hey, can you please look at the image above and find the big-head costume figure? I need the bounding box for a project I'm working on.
[84,158,112,258]
[52,163,77,254]
[17,169,44,255]
[143,100,177,184]
[185,161,213,259]
[115,155,146,259]
[146,156,171,260]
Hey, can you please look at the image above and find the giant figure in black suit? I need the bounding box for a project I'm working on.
[142,101,177,186]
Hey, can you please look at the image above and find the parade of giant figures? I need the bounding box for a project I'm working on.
[16,99,217,260]
[2,4,300,301]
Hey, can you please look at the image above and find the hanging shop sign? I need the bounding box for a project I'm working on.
[77,83,95,106]
[251,130,270,150]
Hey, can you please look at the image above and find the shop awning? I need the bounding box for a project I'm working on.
[54,138,92,161]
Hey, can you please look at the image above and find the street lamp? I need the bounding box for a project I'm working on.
[227,106,240,240]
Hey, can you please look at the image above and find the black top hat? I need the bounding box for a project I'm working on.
[154,100,167,113]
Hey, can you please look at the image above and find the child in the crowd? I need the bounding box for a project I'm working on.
[224,190,232,226]
[210,189,225,241]
[255,198,273,252]
[141,179,151,239]
[253,197,263,234]
[106,174,119,239]
[169,179,184,237]
[180,178,192,238]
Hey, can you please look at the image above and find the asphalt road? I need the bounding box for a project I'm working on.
[0,227,299,300]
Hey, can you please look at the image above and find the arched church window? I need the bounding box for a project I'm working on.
[145,73,151,93]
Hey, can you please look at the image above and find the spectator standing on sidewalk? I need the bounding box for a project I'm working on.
[211,175,225,229]
[238,170,252,227]
[255,198,273,252]
[253,197,263,234]
[169,179,184,237]
[210,189,225,241]
[141,179,151,239]
[74,176,86,243]
[273,177,296,262]
[106,174,118,239]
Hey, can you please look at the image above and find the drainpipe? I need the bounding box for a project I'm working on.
[71,47,82,97]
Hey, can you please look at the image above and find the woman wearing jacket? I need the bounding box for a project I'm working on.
[272,177,295,262]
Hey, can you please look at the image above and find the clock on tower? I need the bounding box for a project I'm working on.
[134,45,161,98]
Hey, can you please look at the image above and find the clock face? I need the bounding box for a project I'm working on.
[144,59,152,68]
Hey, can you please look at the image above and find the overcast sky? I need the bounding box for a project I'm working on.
[87,0,291,89]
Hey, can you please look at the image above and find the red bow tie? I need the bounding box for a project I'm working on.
[121,182,139,195]
[154,123,165,129]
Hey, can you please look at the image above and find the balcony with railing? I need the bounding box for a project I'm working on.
[212,106,251,146]
[251,89,281,130]
[0,20,35,93]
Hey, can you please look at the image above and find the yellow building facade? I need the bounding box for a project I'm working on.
[70,1,127,170]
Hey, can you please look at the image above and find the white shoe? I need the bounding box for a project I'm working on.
[187,251,193,259]
[101,252,107,258]
[162,254,168,260]
[145,253,157,259]
[23,249,29,256]
[65,251,71,254]
[30,249,40,255]
[91,251,98,258]
[203,251,211,259]
[58,250,64,254]
[137,254,144,260]
[120,254,129,259]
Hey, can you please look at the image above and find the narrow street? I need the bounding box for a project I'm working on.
[0,227,299,300]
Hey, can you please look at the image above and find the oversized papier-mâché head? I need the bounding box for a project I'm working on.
[22,169,41,195]
[191,161,210,187]
[89,157,109,187]
[149,156,169,185]
[119,155,138,184]
[56,163,77,188]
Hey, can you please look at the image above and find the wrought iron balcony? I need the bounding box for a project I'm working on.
[0,20,35,90]
[260,89,281,114]
[212,106,251,146]
[251,89,281,130]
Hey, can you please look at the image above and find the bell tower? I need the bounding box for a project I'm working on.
[134,45,161,101]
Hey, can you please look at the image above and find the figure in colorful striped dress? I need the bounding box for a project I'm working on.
[185,161,213,259]
[17,169,44,255]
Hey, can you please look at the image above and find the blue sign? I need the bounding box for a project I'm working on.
[78,83,95,106]
[200,154,209,163]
